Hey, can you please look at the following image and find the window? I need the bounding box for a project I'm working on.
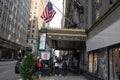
[27,35,29,38]
[34,6,37,9]
[33,20,35,23]
[26,40,28,43]
[109,0,113,5]
[89,54,93,73]
[29,15,31,18]
[31,35,34,38]
[93,53,98,73]
[31,40,33,43]
[32,30,34,33]
[33,25,35,28]
[28,25,30,28]
[29,21,31,24]
[95,0,102,9]
[109,48,120,80]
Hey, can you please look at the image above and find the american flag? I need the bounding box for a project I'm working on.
[41,1,56,23]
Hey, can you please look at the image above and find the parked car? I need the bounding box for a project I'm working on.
[15,59,22,73]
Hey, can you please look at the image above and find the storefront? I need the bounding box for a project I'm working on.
[0,38,25,60]
[109,47,120,80]
[87,15,120,79]
[88,49,108,80]
[88,45,120,80]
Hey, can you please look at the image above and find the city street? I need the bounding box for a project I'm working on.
[0,0,120,80]
[0,61,21,80]
[0,61,88,80]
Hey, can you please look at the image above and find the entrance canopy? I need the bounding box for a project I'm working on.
[41,28,87,50]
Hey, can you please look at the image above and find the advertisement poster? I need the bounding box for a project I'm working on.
[39,33,46,51]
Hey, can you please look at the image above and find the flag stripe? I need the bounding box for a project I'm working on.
[41,1,56,23]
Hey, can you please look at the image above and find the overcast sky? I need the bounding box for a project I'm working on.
[49,0,63,28]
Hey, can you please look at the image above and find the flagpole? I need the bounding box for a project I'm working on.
[50,1,72,24]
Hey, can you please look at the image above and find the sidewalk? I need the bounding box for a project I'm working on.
[39,74,88,80]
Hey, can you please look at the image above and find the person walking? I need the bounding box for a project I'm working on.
[62,59,67,76]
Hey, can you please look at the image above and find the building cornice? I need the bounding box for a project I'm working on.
[87,0,120,34]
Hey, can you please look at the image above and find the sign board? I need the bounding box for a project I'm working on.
[41,52,50,60]
[38,33,46,51]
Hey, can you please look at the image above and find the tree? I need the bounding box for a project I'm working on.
[19,53,36,80]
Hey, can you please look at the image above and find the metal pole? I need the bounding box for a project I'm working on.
[50,1,72,24]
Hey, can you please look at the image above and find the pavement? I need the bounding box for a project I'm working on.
[0,61,16,66]
[39,74,88,80]
[0,61,21,80]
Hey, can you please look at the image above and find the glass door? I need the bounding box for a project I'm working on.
[113,48,120,80]
[109,48,120,80]
[89,53,93,73]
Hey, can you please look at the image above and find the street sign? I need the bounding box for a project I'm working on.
[41,52,50,60]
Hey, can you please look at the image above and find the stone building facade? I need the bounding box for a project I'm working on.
[0,0,31,59]
[87,0,120,79]
[63,0,88,75]
[26,0,47,55]
[63,0,120,80]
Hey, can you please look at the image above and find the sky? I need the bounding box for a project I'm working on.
[49,0,63,28]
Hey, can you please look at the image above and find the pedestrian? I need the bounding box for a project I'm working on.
[35,56,42,79]
[61,59,67,76]
[53,57,60,75]
[54,60,59,75]
[72,57,78,73]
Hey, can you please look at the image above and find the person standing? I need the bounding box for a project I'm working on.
[54,59,60,75]
[35,56,42,79]
[72,57,78,73]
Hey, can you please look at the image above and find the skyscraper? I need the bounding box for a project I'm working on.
[27,0,47,55]
[0,0,31,59]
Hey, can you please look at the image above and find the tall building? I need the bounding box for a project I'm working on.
[87,0,120,80]
[63,0,88,72]
[0,0,31,59]
[61,0,67,28]
[63,0,88,29]
[63,0,120,80]
[27,0,47,55]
